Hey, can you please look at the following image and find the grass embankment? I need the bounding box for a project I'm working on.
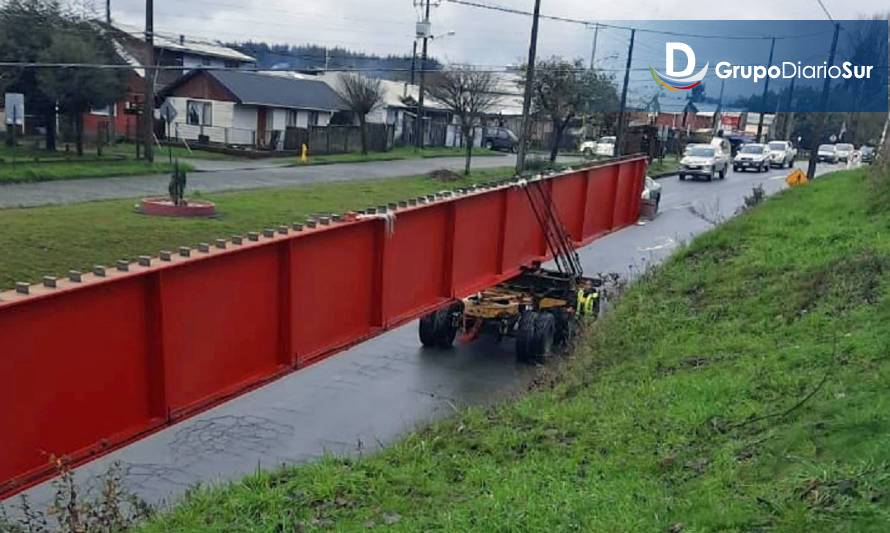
[294,146,501,166]
[0,144,186,183]
[0,167,515,290]
[139,167,890,531]
[649,154,681,176]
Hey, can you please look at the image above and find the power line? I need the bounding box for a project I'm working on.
[443,0,834,41]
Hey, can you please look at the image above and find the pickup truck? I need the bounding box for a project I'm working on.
[766,140,797,168]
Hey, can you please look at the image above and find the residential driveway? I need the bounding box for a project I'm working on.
[0,154,512,209]
[3,161,845,513]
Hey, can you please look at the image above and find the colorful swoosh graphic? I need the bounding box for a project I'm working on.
[649,64,709,92]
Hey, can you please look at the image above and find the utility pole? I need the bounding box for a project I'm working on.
[755,37,776,142]
[410,40,417,85]
[515,0,541,173]
[589,23,599,69]
[807,23,840,180]
[615,28,635,157]
[106,0,111,24]
[414,0,431,149]
[143,0,155,163]
[784,74,796,141]
[713,78,725,137]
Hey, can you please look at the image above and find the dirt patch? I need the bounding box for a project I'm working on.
[794,250,888,318]
[428,169,464,182]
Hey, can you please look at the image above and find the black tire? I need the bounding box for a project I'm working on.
[707,171,713,182]
[515,311,557,364]
[678,174,685,181]
[533,313,557,360]
[484,141,495,151]
[733,166,739,173]
[418,305,460,348]
[515,311,538,363]
[552,308,575,346]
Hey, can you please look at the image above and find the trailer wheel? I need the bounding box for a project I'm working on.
[418,304,461,348]
[552,309,576,346]
[515,311,556,364]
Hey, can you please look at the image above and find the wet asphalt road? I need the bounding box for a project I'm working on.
[4,160,845,511]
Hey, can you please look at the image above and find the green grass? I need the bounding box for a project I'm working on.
[649,154,681,175]
[104,142,244,161]
[136,167,890,531]
[0,167,516,290]
[294,146,502,166]
[0,160,185,184]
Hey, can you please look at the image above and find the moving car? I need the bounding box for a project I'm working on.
[817,144,839,163]
[733,143,771,173]
[767,140,797,168]
[580,136,616,157]
[835,143,855,162]
[861,145,876,164]
[679,143,729,181]
[482,127,518,152]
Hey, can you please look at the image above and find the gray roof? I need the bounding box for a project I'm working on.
[210,70,347,112]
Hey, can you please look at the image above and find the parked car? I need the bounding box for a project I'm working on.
[679,143,729,181]
[835,143,855,162]
[767,140,797,168]
[817,144,839,163]
[860,145,876,163]
[482,127,518,152]
[733,143,771,173]
[580,136,616,157]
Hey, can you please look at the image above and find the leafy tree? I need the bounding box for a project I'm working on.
[0,0,65,150]
[334,73,385,155]
[37,28,127,156]
[520,57,618,161]
[428,67,500,175]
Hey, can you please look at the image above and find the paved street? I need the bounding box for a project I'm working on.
[4,160,844,511]
[0,154,513,209]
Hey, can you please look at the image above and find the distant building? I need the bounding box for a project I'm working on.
[82,22,255,142]
[159,70,346,148]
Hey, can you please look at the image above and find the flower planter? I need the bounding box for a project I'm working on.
[139,197,216,218]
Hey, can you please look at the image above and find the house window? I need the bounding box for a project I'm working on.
[90,104,116,116]
[308,111,319,127]
[186,100,212,126]
[286,110,298,128]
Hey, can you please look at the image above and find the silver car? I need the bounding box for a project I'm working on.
[733,143,771,173]
[679,144,729,181]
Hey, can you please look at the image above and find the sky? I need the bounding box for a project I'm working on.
[86,0,888,109]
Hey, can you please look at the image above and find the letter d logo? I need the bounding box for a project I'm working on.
[650,41,709,92]
[666,42,696,77]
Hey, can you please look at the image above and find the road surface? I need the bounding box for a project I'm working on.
[2,161,845,513]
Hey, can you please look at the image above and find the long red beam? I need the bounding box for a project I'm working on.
[0,156,646,499]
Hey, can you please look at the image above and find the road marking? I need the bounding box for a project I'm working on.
[638,237,676,252]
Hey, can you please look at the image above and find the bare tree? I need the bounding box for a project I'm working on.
[519,57,618,162]
[427,66,500,175]
[335,73,385,155]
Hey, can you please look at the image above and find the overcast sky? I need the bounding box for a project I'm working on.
[97,0,887,70]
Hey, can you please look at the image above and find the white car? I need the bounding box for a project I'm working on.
[817,144,839,163]
[580,136,616,157]
[835,143,855,162]
[733,143,771,173]
[679,143,729,181]
[766,140,797,168]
